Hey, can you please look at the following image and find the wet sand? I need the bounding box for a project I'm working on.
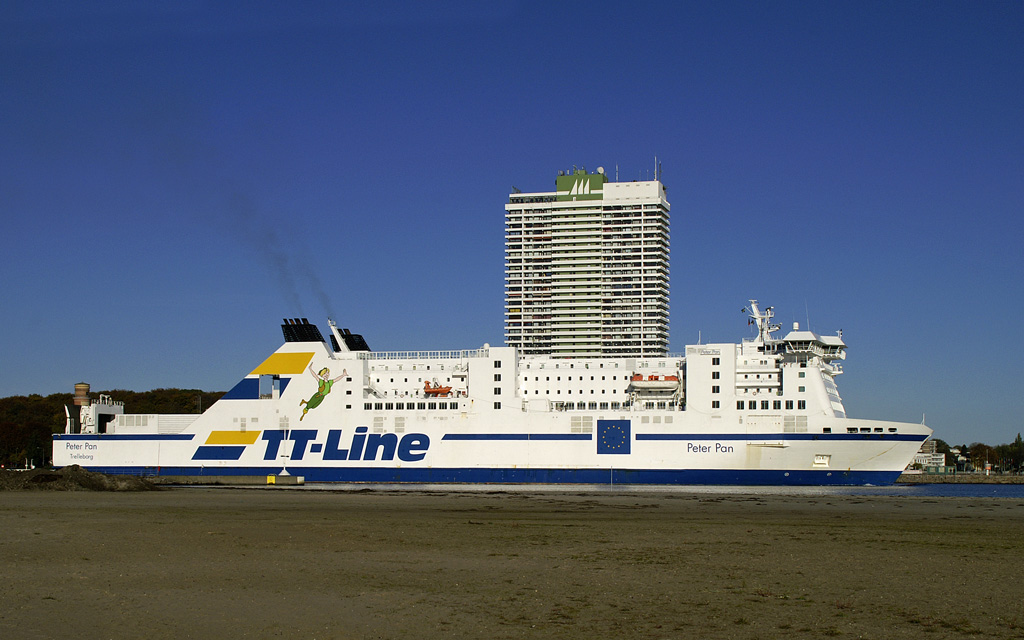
[2,488,1022,639]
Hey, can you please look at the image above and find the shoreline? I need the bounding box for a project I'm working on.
[897,472,1024,484]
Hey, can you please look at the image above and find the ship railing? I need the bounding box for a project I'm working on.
[821,361,844,375]
[357,348,489,361]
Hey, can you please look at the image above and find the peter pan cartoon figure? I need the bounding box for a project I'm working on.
[299,365,346,421]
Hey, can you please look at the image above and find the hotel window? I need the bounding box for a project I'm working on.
[712,386,720,394]
[494,361,501,368]
[711,371,720,379]
[712,400,720,409]
[761,401,769,410]
[786,400,794,410]
[799,372,805,378]
[798,386,805,392]
[798,400,806,410]
[712,357,720,365]
[494,374,501,382]
[494,402,501,409]
[494,388,501,395]
[748,401,756,410]
[773,400,781,410]
[737,401,744,410]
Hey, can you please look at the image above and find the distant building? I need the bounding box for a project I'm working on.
[505,167,670,357]
[914,439,946,467]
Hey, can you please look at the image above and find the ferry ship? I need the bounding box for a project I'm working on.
[53,301,930,485]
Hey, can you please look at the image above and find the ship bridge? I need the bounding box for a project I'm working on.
[781,329,846,361]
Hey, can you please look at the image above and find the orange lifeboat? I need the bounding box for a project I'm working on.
[629,373,682,390]
[424,381,452,397]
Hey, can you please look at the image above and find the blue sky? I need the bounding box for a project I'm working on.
[2,1,1021,446]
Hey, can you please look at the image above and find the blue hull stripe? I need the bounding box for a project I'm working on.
[636,433,928,442]
[192,446,246,461]
[50,434,925,444]
[53,434,195,441]
[63,465,902,486]
[442,433,592,441]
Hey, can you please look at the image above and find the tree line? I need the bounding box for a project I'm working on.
[0,389,224,468]
[931,437,1024,473]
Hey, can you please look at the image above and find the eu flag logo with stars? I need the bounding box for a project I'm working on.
[597,420,631,455]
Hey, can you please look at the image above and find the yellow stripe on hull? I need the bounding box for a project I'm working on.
[205,431,262,445]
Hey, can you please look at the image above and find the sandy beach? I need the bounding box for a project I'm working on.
[2,488,1022,639]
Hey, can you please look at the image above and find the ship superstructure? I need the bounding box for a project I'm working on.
[55,302,930,485]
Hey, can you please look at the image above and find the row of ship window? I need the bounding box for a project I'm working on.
[526,375,622,381]
[364,402,460,411]
[820,426,899,434]
[708,400,808,410]
[361,401,683,412]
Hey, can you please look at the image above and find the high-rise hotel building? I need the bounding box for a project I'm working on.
[504,167,670,357]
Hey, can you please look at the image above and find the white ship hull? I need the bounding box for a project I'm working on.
[54,307,931,486]
[53,419,925,485]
